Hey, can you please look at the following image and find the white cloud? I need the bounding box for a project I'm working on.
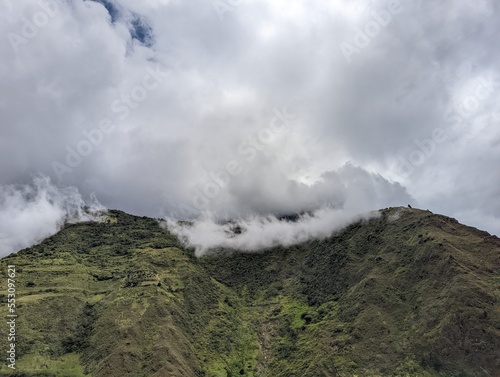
[0,176,105,256]
[166,208,380,257]
[0,0,499,255]
[166,163,412,255]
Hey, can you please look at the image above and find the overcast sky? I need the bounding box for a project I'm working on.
[1,0,499,254]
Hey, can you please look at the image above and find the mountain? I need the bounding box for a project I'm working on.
[0,207,498,377]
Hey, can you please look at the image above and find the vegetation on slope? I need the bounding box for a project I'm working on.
[202,208,500,376]
[0,211,258,377]
[0,207,499,376]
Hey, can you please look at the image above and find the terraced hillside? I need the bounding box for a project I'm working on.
[0,207,498,376]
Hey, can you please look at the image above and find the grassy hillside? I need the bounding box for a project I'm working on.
[0,207,498,376]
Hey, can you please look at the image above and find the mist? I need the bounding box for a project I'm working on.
[166,163,412,255]
[166,208,378,257]
[0,176,105,256]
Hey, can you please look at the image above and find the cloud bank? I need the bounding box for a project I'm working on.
[166,163,412,254]
[0,0,499,255]
[167,208,380,257]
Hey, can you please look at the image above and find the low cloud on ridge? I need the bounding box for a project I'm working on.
[166,163,413,255]
[0,176,105,256]
[0,164,413,256]
[166,208,379,257]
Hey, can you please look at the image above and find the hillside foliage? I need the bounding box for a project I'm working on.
[0,208,498,377]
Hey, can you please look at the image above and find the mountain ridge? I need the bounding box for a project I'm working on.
[0,207,499,377]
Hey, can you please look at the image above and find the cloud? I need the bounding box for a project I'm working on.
[167,208,379,257]
[166,163,412,255]
[0,0,499,255]
[0,176,105,256]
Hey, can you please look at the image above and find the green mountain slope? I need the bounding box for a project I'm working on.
[0,207,498,377]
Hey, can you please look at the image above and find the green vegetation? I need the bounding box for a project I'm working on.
[0,208,498,376]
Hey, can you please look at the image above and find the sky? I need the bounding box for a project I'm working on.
[1,0,499,255]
